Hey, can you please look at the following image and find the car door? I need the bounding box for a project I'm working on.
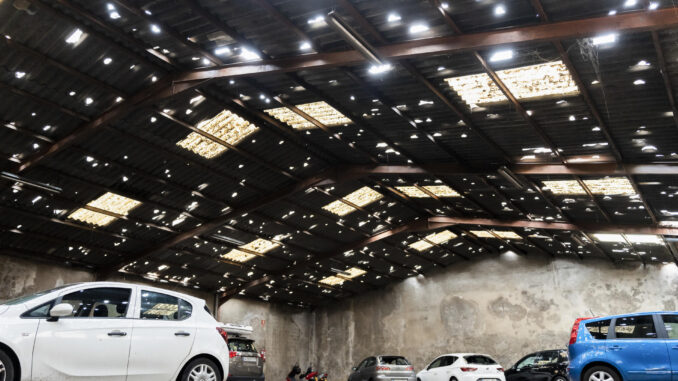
[606,315,671,381]
[126,289,197,381]
[31,286,135,380]
[350,358,370,381]
[420,357,444,381]
[361,357,377,381]
[657,314,678,381]
[437,356,458,381]
[528,351,559,381]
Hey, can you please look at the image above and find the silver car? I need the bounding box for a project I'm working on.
[349,356,416,381]
[227,336,264,381]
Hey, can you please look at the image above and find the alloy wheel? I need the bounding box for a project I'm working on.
[590,371,613,381]
[0,360,5,381]
[188,363,217,381]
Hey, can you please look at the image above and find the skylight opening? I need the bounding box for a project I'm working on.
[387,13,401,23]
[319,267,366,285]
[409,23,429,34]
[319,275,346,286]
[368,63,393,75]
[593,233,662,245]
[592,33,617,46]
[471,230,522,239]
[68,192,141,226]
[409,230,457,251]
[542,178,635,196]
[176,110,259,159]
[445,61,579,108]
[395,185,460,198]
[265,101,351,130]
[494,4,506,16]
[489,49,513,62]
[221,238,280,263]
[65,28,85,45]
[322,186,383,216]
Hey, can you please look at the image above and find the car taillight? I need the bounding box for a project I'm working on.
[376,366,391,371]
[497,368,504,372]
[259,351,266,362]
[461,368,477,372]
[569,317,593,345]
[229,351,238,358]
[406,366,414,371]
[216,327,228,343]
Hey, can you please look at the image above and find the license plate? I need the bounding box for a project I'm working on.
[243,357,257,363]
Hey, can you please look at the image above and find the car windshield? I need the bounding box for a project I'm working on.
[380,356,410,365]
[0,284,72,305]
[515,352,557,369]
[228,338,257,352]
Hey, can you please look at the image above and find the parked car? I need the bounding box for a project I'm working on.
[0,281,229,381]
[568,312,678,381]
[223,323,265,381]
[505,350,568,381]
[349,355,415,381]
[417,353,505,381]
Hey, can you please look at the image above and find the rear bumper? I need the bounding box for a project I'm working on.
[228,376,265,381]
[457,373,506,381]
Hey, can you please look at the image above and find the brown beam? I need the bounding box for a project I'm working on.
[173,9,678,84]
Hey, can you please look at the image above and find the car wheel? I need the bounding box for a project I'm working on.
[181,357,222,381]
[553,376,568,381]
[584,366,620,381]
[451,378,458,381]
[0,349,14,381]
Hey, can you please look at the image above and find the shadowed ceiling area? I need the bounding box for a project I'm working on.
[2,0,678,308]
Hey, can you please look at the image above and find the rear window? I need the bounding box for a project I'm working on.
[228,339,257,352]
[380,356,410,365]
[464,355,497,365]
[585,319,611,340]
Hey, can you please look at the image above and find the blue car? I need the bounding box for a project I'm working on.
[567,312,678,381]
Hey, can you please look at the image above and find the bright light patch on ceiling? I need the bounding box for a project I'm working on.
[409,230,457,251]
[445,60,579,108]
[542,178,635,196]
[176,110,259,159]
[68,192,141,226]
[409,23,429,34]
[319,266,366,285]
[322,186,383,216]
[387,13,401,22]
[489,49,513,62]
[471,230,522,239]
[65,28,85,45]
[593,233,662,245]
[592,33,617,46]
[368,63,393,75]
[395,185,461,198]
[265,101,352,130]
[221,238,280,263]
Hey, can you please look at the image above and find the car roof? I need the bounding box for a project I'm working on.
[437,353,495,358]
[55,281,205,305]
[581,311,677,322]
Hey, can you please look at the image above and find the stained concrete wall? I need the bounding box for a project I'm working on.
[0,255,94,300]
[311,253,678,381]
[217,298,315,381]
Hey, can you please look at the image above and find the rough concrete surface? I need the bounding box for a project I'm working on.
[0,255,94,300]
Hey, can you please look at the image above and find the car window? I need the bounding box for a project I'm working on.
[228,339,257,352]
[442,356,457,366]
[464,355,497,365]
[428,358,443,370]
[585,319,611,339]
[515,354,539,369]
[140,291,192,320]
[662,315,678,339]
[614,315,657,339]
[59,287,131,318]
[357,358,370,370]
[365,358,377,367]
[380,356,410,365]
[21,300,56,318]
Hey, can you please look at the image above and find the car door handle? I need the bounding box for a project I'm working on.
[175,331,191,336]
[608,345,622,351]
[672,345,678,350]
[107,330,127,337]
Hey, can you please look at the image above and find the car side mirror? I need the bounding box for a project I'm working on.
[47,303,73,321]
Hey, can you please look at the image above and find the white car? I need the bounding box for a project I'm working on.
[0,281,229,381]
[417,354,505,381]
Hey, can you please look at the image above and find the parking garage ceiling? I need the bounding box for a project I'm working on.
[2,0,678,308]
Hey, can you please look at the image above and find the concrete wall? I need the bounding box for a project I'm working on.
[311,253,678,381]
[217,298,315,381]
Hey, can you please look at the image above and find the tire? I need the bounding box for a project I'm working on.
[0,349,14,381]
[180,357,222,381]
[583,366,620,381]
[553,376,568,381]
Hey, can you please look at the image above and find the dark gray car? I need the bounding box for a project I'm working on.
[228,336,264,381]
[349,356,416,381]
